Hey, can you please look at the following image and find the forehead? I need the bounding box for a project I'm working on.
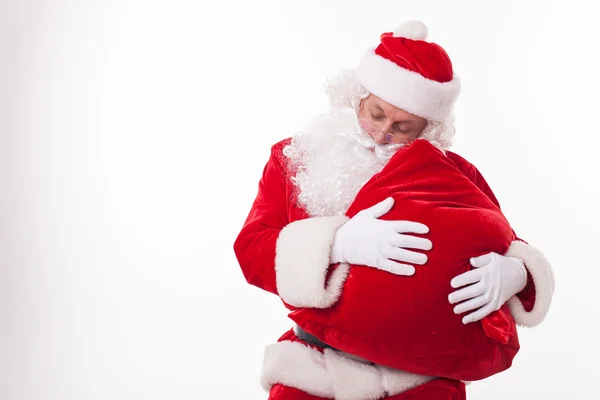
[365,95,423,122]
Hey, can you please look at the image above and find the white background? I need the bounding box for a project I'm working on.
[1,0,598,399]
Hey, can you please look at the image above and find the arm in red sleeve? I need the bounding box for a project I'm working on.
[447,151,555,327]
[233,140,350,309]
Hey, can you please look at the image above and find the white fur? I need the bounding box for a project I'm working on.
[394,20,428,40]
[354,49,461,121]
[275,216,350,308]
[506,240,555,327]
[260,341,435,399]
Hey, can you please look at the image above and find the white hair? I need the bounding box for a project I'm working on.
[324,69,456,151]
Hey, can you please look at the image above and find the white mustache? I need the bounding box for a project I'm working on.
[349,119,404,160]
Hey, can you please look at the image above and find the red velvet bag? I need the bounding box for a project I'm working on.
[289,139,520,381]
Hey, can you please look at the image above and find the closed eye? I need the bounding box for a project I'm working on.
[393,124,411,133]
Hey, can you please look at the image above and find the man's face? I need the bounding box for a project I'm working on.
[358,95,428,145]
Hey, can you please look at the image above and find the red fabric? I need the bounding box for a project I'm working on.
[288,139,520,381]
[233,138,534,308]
[233,138,535,379]
[375,32,453,83]
[233,142,296,296]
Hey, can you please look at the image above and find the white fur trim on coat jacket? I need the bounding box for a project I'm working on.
[506,240,555,327]
[275,216,350,308]
[260,340,434,400]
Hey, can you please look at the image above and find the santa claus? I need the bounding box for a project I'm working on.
[233,21,554,399]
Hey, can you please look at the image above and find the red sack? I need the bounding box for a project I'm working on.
[289,139,519,381]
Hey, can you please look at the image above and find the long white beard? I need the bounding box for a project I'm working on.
[282,110,403,217]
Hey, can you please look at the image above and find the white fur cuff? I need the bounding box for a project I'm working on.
[275,216,350,308]
[506,241,555,327]
[260,341,434,399]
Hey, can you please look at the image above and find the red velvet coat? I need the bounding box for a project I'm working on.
[234,138,554,382]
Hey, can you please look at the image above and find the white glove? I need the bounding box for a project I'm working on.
[329,197,432,276]
[449,252,528,324]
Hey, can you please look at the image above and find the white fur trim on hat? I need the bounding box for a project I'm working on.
[260,340,435,399]
[505,240,555,327]
[275,216,350,308]
[353,49,461,121]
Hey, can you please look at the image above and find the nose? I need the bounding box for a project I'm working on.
[375,120,396,145]
[372,130,388,145]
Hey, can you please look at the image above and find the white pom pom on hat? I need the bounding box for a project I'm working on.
[393,20,428,41]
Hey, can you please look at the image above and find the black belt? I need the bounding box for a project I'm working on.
[293,325,339,351]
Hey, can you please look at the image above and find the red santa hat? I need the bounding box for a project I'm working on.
[354,20,461,122]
